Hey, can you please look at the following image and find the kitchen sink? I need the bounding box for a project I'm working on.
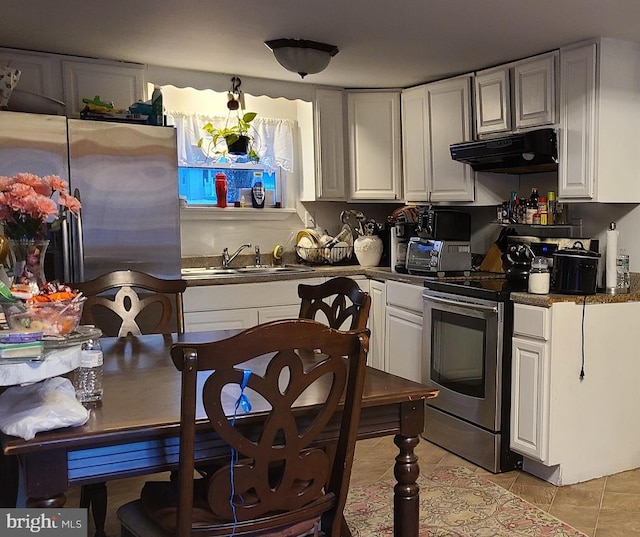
[235,265,315,274]
[181,265,315,278]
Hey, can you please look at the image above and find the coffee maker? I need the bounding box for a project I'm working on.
[390,222,418,273]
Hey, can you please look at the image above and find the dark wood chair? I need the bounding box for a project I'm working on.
[117,319,369,537]
[74,269,187,537]
[298,277,371,331]
[75,269,187,337]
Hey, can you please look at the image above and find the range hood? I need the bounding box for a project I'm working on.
[450,128,558,174]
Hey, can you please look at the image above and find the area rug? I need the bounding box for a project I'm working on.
[344,466,587,537]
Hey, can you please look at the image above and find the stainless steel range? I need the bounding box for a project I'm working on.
[422,274,522,473]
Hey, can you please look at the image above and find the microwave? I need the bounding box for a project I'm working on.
[418,209,471,241]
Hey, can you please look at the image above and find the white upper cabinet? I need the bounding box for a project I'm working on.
[425,76,475,202]
[401,85,429,202]
[513,53,557,130]
[475,51,557,137]
[313,88,347,200]
[401,76,475,203]
[475,68,511,136]
[559,39,640,202]
[347,91,402,201]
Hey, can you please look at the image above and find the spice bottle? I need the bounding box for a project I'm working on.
[215,173,228,208]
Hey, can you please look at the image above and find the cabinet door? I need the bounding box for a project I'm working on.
[314,89,347,200]
[475,67,511,135]
[514,52,557,130]
[184,309,258,332]
[384,305,423,383]
[425,76,475,202]
[511,336,550,462]
[347,91,402,200]
[401,86,429,202]
[559,44,597,199]
[258,304,300,323]
[368,279,386,371]
[62,58,146,117]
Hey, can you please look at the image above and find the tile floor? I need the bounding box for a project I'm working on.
[69,437,640,537]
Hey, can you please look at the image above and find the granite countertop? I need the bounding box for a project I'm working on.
[511,272,640,307]
[181,256,640,309]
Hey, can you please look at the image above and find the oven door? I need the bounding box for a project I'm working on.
[422,290,503,432]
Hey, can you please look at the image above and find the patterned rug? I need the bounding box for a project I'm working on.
[344,466,587,537]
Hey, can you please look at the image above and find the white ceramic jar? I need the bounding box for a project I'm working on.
[528,256,550,294]
[354,235,383,267]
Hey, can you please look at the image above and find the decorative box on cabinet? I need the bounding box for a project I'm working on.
[347,91,402,201]
[559,38,640,202]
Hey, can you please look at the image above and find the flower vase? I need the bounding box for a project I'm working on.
[8,238,49,291]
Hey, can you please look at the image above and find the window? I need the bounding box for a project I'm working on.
[178,163,280,206]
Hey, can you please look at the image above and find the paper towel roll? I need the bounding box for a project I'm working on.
[606,223,619,291]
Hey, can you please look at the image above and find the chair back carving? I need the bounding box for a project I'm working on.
[298,277,371,330]
[74,270,187,337]
[170,319,369,537]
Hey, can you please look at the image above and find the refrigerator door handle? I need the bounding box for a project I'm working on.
[73,188,85,282]
[61,214,71,283]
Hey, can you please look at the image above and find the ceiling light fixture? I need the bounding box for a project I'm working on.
[264,39,339,78]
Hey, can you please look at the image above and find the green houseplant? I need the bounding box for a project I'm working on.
[198,111,259,162]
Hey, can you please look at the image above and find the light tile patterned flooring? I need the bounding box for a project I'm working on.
[70,437,640,537]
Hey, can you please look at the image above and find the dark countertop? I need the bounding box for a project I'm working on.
[182,263,428,288]
[182,262,640,308]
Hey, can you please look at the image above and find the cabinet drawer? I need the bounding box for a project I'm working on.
[513,303,550,340]
[386,280,424,314]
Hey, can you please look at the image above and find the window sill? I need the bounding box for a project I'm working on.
[180,205,297,221]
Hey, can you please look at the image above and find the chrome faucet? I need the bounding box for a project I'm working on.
[255,245,261,266]
[222,244,252,268]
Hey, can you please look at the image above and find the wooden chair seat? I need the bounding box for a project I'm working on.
[117,319,369,537]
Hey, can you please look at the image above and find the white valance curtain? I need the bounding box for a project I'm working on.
[167,111,295,172]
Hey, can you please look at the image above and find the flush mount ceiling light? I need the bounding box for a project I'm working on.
[264,39,339,78]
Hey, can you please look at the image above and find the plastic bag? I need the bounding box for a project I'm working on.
[0,376,89,440]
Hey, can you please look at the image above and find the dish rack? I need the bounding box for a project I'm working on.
[295,245,353,265]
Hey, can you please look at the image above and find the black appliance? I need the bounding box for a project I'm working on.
[552,242,601,295]
[418,209,471,241]
[450,128,558,174]
[422,274,523,473]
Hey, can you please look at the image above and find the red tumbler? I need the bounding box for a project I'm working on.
[215,173,228,208]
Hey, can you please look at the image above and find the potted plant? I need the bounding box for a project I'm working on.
[198,111,259,162]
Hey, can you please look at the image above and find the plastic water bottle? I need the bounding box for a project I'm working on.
[74,338,104,404]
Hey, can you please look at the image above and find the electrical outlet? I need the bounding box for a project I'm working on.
[304,211,316,229]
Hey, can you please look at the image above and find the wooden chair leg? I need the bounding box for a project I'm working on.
[80,482,108,537]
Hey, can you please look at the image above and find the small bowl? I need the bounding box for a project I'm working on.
[3,297,86,336]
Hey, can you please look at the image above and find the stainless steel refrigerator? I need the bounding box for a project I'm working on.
[0,111,182,283]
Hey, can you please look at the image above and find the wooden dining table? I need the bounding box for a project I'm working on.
[1,330,438,537]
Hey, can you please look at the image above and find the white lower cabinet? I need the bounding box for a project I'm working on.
[510,303,551,463]
[511,335,550,462]
[384,281,424,383]
[368,279,386,371]
[183,278,324,332]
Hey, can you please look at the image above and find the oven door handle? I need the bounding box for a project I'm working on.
[424,295,498,313]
